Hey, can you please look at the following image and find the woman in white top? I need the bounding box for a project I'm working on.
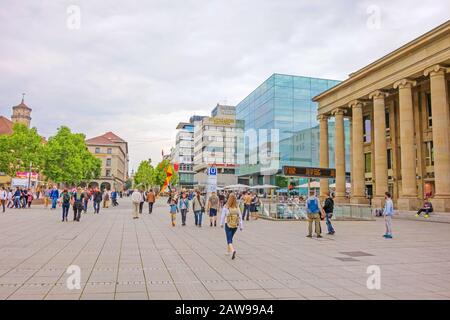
[220,193,243,260]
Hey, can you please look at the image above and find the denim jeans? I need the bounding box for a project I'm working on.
[180,209,187,225]
[14,197,21,208]
[225,224,238,244]
[51,198,58,209]
[325,213,334,233]
[194,210,203,226]
[83,201,88,212]
[62,204,70,220]
[93,201,100,213]
[242,204,250,220]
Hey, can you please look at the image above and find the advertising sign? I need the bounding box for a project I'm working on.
[206,166,217,194]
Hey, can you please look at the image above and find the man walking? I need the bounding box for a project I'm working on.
[93,187,102,214]
[322,192,335,235]
[50,186,59,210]
[242,191,252,221]
[306,191,323,238]
[0,187,7,213]
[131,189,142,219]
[71,187,85,222]
[146,189,155,214]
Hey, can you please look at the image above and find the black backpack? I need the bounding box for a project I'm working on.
[324,197,334,213]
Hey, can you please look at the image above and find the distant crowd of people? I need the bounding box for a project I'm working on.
[0,186,35,211]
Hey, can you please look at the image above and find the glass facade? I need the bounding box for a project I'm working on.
[236,73,350,181]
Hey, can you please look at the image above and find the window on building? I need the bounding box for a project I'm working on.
[365,153,372,173]
[426,92,432,128]
[363,116,371,143]
[105,169,111,177]
[107,148,112,154]
[95,147,100,153]
[425,141,434,166]
[387,149,392,170]
[106,158,112,167]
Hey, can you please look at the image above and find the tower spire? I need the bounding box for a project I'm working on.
[22,93,25,103]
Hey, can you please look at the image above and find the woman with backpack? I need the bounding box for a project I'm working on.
[220,193,243,260]
[192,190,205,227]
[60,189,71,222]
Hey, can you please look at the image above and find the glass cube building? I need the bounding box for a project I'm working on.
[236,73,350,187]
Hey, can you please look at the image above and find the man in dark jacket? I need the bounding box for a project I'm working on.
[93,187,102,214]
[323,192,335,235]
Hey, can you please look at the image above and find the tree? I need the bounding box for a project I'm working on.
[0,123,44,176]
[42,126,101,186]
[134,160,154,190]
[275,175,288,188]
[153,159,179,188]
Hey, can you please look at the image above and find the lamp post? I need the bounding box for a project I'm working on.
[28,161,32,189]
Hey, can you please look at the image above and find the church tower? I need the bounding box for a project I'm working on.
[11,93,32,128]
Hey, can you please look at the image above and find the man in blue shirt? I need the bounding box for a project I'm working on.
[50,186,59,209]
[383,192,394,239]
[306,191,323,238]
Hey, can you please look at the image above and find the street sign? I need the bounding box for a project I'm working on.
[206,166,217,194]
[282,166,336,178]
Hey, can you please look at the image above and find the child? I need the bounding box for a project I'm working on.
[383,192,394,239]
[169,197,178,227]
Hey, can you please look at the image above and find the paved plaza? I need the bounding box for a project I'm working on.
[0,198,450,300]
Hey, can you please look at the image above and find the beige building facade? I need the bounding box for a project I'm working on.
[86,132,129,191]
[314,21,450,212]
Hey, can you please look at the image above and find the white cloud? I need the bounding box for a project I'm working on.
[0,0,448,170]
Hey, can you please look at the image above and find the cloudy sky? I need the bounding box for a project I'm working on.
[0,0,448,171]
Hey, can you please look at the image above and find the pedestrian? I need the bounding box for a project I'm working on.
[416,198,433,218]
[83,188,90,213]
[111,189,119,206]
[131,189,142,219]
[306,191,323,238]
[60,189,71,222]
[169,196,178,227]
[242,191,252,221]
[50,186,59,209]
[146,189,155,214]
[7,188,14,209]
[322,192,335,235]
[13,187,21,208]
[192,190,205,227]
[250,192,260,220]
[178,192,189,226]
[383,192,394,239]
[138,189,145,214]
[0,187,7,213]
[93,187,102,213]
[21,188,28,208]
[71,187,85,222]
[44,188,50,208]
[220,193,243,260]
[27,189,33,208]
[103,189,110,208]
[207,191,220,227]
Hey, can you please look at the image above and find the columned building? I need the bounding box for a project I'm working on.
[313,21,450,211]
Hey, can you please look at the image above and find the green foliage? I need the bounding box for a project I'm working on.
[275,175,288,188]
[0,124,44,176]
[134,160,154,190]
[42,126,101,185]
[153,159,179,187]
[124,178,133,190]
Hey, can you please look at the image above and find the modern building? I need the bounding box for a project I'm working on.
[193,104,241,187]
[314,21,450,211]
[235,73,343,186]
[173,115,206,189]
[86,132,129,191]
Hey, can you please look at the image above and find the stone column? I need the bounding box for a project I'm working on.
[424,65,450,212]
[369,90,389,208]
[349,100,367,204]
[318,114,329,199]
[394,78,418,210]
[333,108,347,202]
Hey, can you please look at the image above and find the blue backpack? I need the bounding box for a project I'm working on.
[307,197,319,213]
